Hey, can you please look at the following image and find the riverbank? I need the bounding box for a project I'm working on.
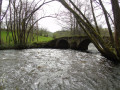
[0,30,53,50]
[0,42,48,50]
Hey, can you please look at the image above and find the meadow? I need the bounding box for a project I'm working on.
[1,30,53,47]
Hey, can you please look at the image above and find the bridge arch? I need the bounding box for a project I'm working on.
[78,39,91,51]
[56,39,70,49]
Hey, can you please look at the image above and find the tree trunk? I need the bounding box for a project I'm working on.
[58,0,120,62]
[0,0,2,45]
[90,0,100,34]
[111,0,120,58]
[98,0,115,48]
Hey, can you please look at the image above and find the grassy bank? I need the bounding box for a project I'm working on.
[0,30,53,49]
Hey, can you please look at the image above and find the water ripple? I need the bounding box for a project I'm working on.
[0,49,120,90]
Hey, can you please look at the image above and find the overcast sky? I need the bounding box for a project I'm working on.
[2,0,112,32]
[3,0,66,32]
[37,1,66,32]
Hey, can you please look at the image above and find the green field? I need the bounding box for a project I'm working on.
[1,30,53,46]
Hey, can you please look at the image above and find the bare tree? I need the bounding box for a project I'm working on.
[5,0,55,46]
[58,0,120,62]
[111,0,120,58]
[57,0,93,36]
[0,0,10,45]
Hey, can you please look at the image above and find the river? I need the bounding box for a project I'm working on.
[0,44,120,90]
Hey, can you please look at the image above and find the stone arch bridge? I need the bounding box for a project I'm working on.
[45,36,110,51]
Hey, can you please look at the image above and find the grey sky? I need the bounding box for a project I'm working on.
[2,0,112,32]
[2,0,66,32]
[37,1,66,32]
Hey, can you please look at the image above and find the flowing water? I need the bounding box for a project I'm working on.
[0,44,120,90]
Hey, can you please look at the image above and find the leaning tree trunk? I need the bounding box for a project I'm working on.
[58,0,120,62]
[90,0,100,34]
[98,0,115,48]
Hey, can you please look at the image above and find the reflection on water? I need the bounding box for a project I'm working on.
[0,48,120,90]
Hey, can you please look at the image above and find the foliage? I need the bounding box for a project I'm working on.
[38,28,53,37]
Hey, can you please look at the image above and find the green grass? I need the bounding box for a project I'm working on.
[27,34,53,44]
[35,36,53,42]
[1,30,53,46]
[1,30,13,45]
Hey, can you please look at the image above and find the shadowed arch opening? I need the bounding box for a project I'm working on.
[56,39,69,49]
[78,39,91,51]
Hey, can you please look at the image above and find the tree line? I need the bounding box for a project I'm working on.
[0,0,54,46]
